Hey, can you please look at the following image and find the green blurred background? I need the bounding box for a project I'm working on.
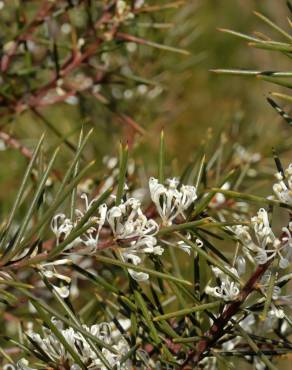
[1,0,292,211]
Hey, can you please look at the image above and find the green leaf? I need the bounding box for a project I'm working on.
[254,11,292,43]
[95,254,192,286]
[192,168,239,217]
[134,289,160,344]
[158,130,165,184]
[2,146,60,263]
[210,188,292,210]
[0,133,45,253]
[72,263,119,294]
[70,128,84,220]
[23,160,96,250]
[257,75,292,89]
[116,143,128,205]
[117,32,190,55]
[260,258,279,321]
[211,69,261,76]
[217,28,260,42]
[157,218,210,236]
[271,92,292,103]
[153,301,221,321]
[195,154,206,189]
[249,41,292,53]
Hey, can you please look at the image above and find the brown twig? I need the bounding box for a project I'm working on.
[1,2,57,72]
[0,130,32,159]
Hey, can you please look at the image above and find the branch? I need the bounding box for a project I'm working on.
[180,259,272,369]
[0,130,32,159]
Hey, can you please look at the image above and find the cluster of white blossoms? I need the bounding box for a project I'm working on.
[149,177,197,226]
[107,197,163,281]
[50,176,198,282]
[205,266,240,301]
[258,270,292,320]
[51,193,107,254]
[272,163,292,205]
[234,208,292,269]
[205,207,292,303]
[24,319,131,370]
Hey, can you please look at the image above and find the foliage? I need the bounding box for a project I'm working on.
[0,1,292,370]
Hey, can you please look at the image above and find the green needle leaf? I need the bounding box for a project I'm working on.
[116,143,128,206]
[134,289,160,344]
[0,133,45,252]
[95,254,192,286]
[2,146,60,262]
[254,11,292,43]
[159,130,165,184]
[210,188,292,210]
[153,301,221,321]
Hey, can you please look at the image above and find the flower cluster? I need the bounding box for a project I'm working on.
[273,163,292,205]
[234,208,292,269]
[25,319,131,370]
[205,266,240,301]
[50,177,198,282]
[51,193,107,253]
[149,177,197,225]
[107,197,163,281]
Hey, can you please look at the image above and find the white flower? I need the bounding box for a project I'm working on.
[53,285,70,298]
[209,182,230,208]
[149,177,197,225]
[236,255,246,275]
[262,306,285,332]
[255,237,289,268]
[107,198,158,240]
[273,164,292,205]
[259,271,281,300]
[233,225,257,251]
[15,359,36,370]
[205,266,240,301]
[115,0,134,21]
[128,269,149,281]
[107,197,163,281]
[199,356,217,370]
[234,209,292,268]
[38,259,71,298]
[51,213,74,242]
[51,194,107,253]
[233,144,261,165]
[251,208,288,268]
[251,208,275,247]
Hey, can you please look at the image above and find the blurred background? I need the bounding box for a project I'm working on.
[0,0,291,210]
